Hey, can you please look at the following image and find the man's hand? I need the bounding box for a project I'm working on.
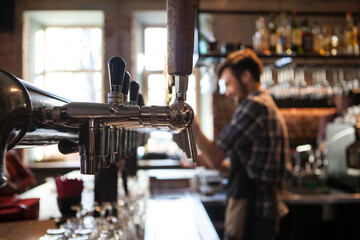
[192,116,226,170]
[192,116,200,135]
[180,151,208,168]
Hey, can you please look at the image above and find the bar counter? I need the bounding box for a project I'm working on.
[4,168,360,239]
[4,170,218,239]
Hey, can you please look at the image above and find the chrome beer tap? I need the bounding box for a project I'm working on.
[115,71,130,161]
[0,0,198,186]
[138,0,198,163]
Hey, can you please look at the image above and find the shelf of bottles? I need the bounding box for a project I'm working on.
[197,9,360,107]
[197,9,360,66]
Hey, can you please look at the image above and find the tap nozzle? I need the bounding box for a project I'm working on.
[129,81,140,106]
[79,120,97,174]
[168,101,198,165]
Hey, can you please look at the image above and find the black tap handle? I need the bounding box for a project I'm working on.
[122,71,131,95]
[58,139,79,155]
[129,81,139,103]
[108,56,126,93]
[137,93,145,107]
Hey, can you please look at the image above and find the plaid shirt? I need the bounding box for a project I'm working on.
[214,89,291,218]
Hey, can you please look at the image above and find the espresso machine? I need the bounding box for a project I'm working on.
[326,122,360,192]
[0,0,198,200]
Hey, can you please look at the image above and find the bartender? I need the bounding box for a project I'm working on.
[193,48,292,240]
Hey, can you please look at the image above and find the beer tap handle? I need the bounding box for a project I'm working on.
[137,93,145,107]
[122,71,131,102]
[167,0,196,76]
[129,81,139,105]
[166,0,197,164]
[108,57,126,93]
[58,139,79,154]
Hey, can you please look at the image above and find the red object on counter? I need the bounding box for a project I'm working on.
[55,176,83,198]
[0,195,39,222]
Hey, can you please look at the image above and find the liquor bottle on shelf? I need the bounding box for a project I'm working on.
[345,11,355,55]
[252,18,260,53]
[291,9,303,54]
[358,16,360,53]
[312,21,323,55]
[276,27,283,55]
[253,16,270,54]
[334,25,345,55]
[278,12,292,55]
[301,18,313,54]
[330,26,339,56]
[199,15,217,55]
[322,25,332,56]
[352,17,359,56]
[268,12,277,54]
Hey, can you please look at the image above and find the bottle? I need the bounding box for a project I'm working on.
[278,12,292,55]
[291,9,303,54]
[352,18,359,56]
[276,27,283,55]
[301,18,313,54]
[345,11,354,55]
[252,18,260,52]
[253,16,270,54]
[322,25,332,56]
[268,12,277,54]
[334,25,345,55]
[199,16,217,54]
[199,32,209,54]
[312,22,323,55]
[331,26,340,56]
[358,16,360,52]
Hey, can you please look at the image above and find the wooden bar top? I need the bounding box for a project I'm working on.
[0,219,55,240]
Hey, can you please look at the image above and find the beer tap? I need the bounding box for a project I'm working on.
[108,56,126,111]
[166,0,198,164]
[122,71,131,104]
[42,0,198,167]
[122,80,141,196]
[0,0,198,185]
[129,81,139,106]
[80,57,126,174]
[115,71,130,161]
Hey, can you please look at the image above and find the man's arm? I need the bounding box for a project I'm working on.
[193,119,226,170]
[193,99,265,170]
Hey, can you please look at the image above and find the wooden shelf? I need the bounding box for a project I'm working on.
[200,52,360,58]
[196,53,360,67]
[198,9,359,17]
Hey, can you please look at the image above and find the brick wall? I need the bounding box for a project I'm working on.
[0,5,23,78]
[212,90,236,137]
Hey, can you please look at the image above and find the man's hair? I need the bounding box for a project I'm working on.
[217,48,263,83]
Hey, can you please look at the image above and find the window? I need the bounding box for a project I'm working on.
[24,11,104,161]
[34,27,103,102]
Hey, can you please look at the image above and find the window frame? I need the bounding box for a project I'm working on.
[141,24,167,104]
[38,25,105,103]
[28,25,105,162]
